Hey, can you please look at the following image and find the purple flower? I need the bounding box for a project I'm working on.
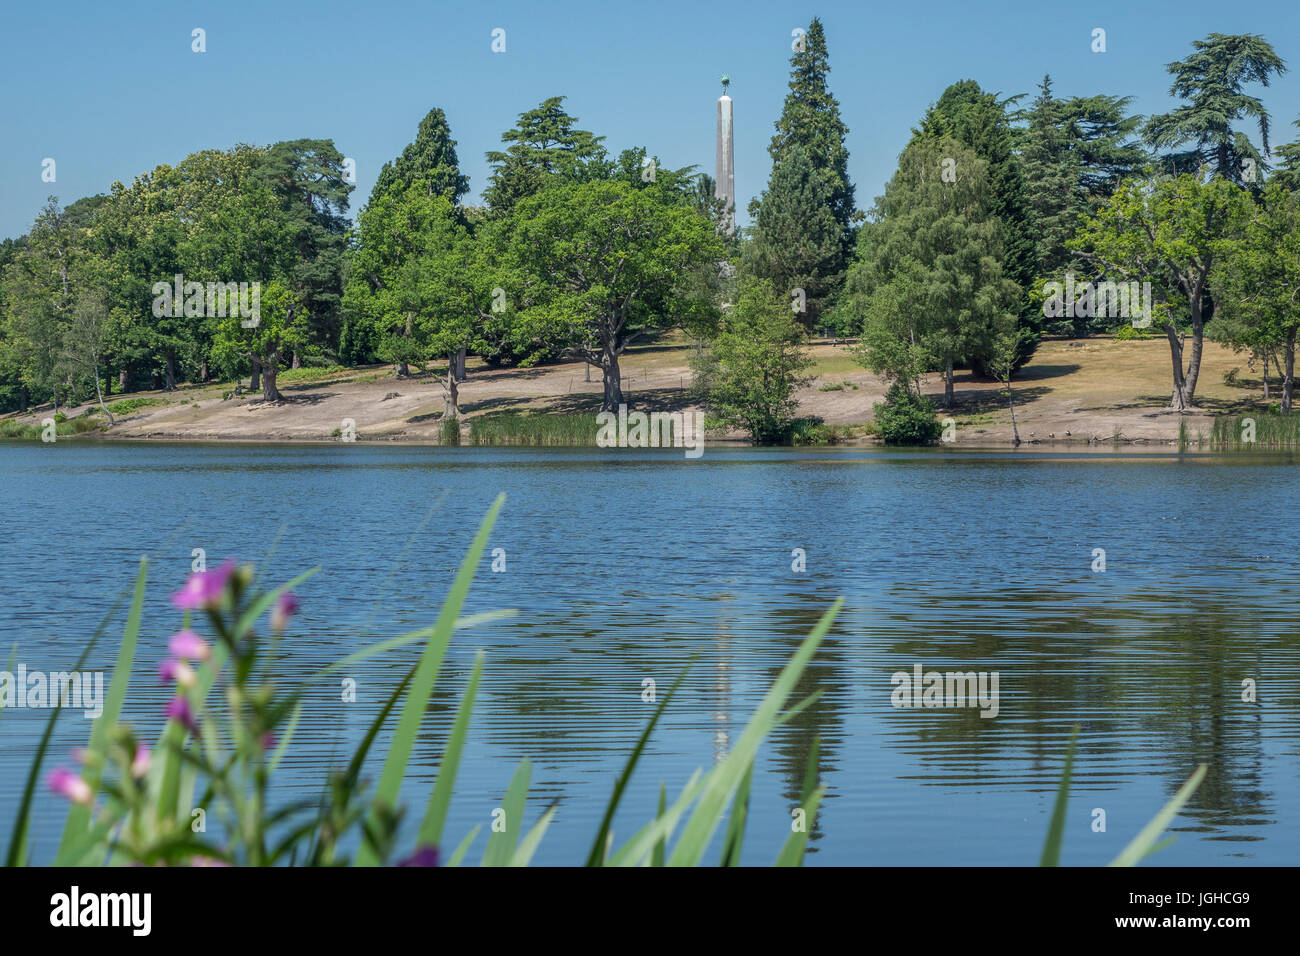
[164,696,198,734]
[270,591,299,633]
[158,657,196,688]
[396,845,440,867]
[167,628,210,661]
[259,732,277,751]
[171,560,236,611]
[48,767,93,805]
[131,744,150,779]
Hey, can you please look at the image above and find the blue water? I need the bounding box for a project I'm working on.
[2,441,1298,865]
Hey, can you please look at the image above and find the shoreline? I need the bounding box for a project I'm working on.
[0,337,1278,450]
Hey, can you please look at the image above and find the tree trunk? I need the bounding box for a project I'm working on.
[251,366,261,392]
[118,368,128,393]
[944,360,954,409]
[602,349,623,412]
[164,351,176,391]
[1283,329,1297,413]
[199,360,208,382]
[1169,292,1205,409]
[1166,326,1189,410]
[396,361,409,378]
[1263,351,1271,400]
[291,350,301,370]
[93,363,115,425]
[261,358,282,402]
[454,347,467,382]
[445,351,460,419]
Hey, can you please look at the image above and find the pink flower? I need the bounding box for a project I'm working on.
[171,560,236,611]
[164,696,198,734]
[270,591,299,633]
[48,768,93,805]
[131,744,150,779]
[158,657,195,688]
[259,732,277,751]
[168,629,209,661]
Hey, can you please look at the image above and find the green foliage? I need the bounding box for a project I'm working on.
[693,276,813,444]
[483,97,607,217]
[502,178,723,411]
[873,383,941,445]
[107,396,161,415]
[1112,323,1152,341]
[370,108,470,206]
[1143,33,1287,182]
[1073,172,1252,408]
[1212,181,1300,409]
[747,146,846,328]
[846,136,1021,401]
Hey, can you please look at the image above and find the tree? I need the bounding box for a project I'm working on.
[371,108,470,204]
[1213,182,1300,411]
[767,17,856,241]
[1018,76,1149,293]
[502,179,723,411]
[58,288,115,422]
[1272,118,1300,192]
[248,140,354,363]
[845,136,1021,408]
[693,276,812,443]
[1018,76,1082,279]
[483,97,606,217]
[1144,33,1287,183]
[916,80,1039,367]
[1072,172,1251,409]
[213,279,306,403]
[0,198,95,410]
[747,146,844,328]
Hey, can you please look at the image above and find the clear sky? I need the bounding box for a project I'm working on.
[3,0,1299,240]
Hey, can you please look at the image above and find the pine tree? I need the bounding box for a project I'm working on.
[371,108,470,205]
[767,18,856,241]
[482,97,606,216]
[916,80,1038,368]
[1019,76,1080,279]
[1144,33,1287,183]
[747,146,844,327]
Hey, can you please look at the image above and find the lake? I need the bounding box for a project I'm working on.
[2,441,1298,865]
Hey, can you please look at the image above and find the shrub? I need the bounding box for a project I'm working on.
[108,397,162,415]
[873,384,941,445]
[1113,324,1151,341]
[441,416,461,446]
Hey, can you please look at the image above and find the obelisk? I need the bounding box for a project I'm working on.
[716,76,735,234]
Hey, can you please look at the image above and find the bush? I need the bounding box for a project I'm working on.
[108,397,162,415]
[1113,324,1152,341]
[440,416,461,446]
[873,384,941,445]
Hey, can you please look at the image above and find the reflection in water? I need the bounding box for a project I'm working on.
[1,443,1298,865]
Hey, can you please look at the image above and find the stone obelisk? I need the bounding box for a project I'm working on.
[716,76,735,234]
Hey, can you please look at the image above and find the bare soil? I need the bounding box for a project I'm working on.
[4,335,1272,446]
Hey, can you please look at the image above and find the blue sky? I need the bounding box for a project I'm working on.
[3,0,1299,239]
